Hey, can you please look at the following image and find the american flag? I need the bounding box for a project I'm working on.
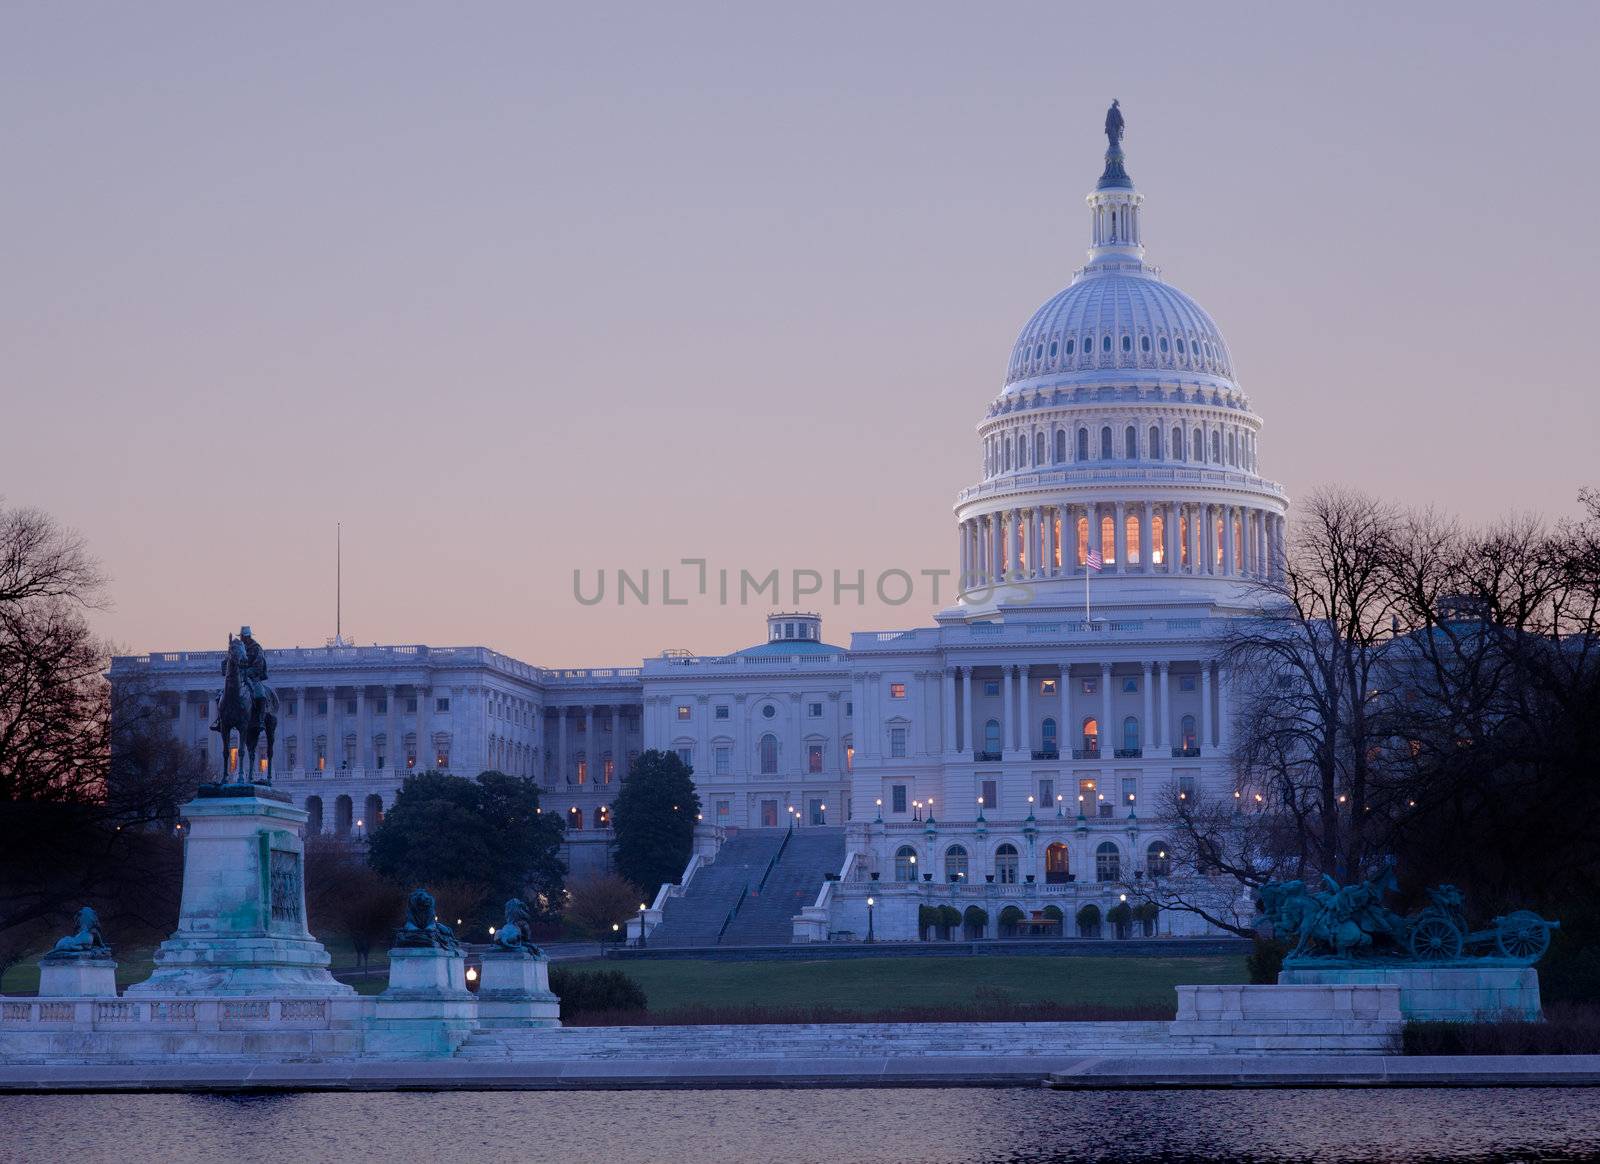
[1086,550,1104,571]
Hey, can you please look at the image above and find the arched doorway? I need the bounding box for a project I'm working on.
[1045,842,1070,884]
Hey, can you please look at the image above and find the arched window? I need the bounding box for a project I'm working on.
[568,806,584,831]
[1122,716,1140,755]
[1124,426,1137,459]
[1100,427,1113,459]
[1065,338,1075,356]
[1147,842,1171,877]
[1049,340,1057,359]
[1177,337,1186,355]
[1192,428,1203,461]
[1081,717,1099,756]
[1041,717,1057,753]
[1140,335,1151,352]
[1173,426,1184,462]
[1151,511,1165,565]
[1004,441,1011,470]
[1211,431,1221,462]
[1045,842,1070,883]
[1096,841,1121,882]
[1149,425,1162,459]
[944,845,969,882]
[1035,432,1046,464]
[1055,429,1067,462]
[1076,515,1088,565]
[759,733,778,774]
[305,795,323,836]
[894,845,918,882]
[1121,334,1131,352]
[983,719,1001,756]
[1016,435,1026,467]
[1125,513,1140,565]
[1101,334,1112,352]
[1159,335,1169,353]
[1077,428,1089,461]
[995,843,1020,884]
[1100,514,1116,563]
[1180,714,1197,751]
[1228,430,1237,465]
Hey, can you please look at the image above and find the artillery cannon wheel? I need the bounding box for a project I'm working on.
[1494,911,1550,962]
[1409,914,1464,960]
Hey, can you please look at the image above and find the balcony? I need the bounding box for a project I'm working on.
[1032,749,1059,760]
[1073,747,1100,760]
[1115,747,1143,759]
[973,751,1002,763]
[1171,746,1201,758]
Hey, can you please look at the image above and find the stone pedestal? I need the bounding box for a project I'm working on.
[127,785,352,998]
[38,957,117,998]
[365,946,478,1057]
[476,950,560,1028]
[1279,965,1542,1021]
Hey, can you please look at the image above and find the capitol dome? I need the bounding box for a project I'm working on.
[1004,272,1236,389]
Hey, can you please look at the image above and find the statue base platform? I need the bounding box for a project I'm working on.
[38,958,117,998]
[125,790,351,999]
[1279,965,1541,1021]
[1169,983,1402,1053]
[476,950,560,1028]
[365,947,477,1057]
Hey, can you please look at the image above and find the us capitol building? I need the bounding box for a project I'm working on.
[112,109,1287,943]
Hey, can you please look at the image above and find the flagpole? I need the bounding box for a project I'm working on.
[1084,560,1090,625]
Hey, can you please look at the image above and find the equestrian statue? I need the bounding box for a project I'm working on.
[211,625,279,784]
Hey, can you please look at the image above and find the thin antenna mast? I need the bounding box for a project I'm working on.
[336,522,342,642]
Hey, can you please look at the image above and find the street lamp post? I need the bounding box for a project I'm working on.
[866,895,875,943]
[638,903,648,949]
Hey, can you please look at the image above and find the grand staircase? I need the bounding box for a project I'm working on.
[646,827,844,948]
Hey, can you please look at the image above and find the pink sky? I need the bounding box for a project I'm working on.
[3,2,1596,666]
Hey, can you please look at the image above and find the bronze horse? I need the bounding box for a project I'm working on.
[216,635,278,782]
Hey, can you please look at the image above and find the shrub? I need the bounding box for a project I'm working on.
[1042,904,1064,921]
[1402,1003,1600,1055]
[1247,935,1289,984]
[1075,903,1101,927]
[563,872,642,939]
[937,905,962,931]
[548,966,648,1020]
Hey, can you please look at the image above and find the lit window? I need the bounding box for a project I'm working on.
[807,744,824,773]
[716,799,730,818]
[1039,678,1057,695]
[889,682,906,699]
[676,704,691,720]
[894,845,918,882]
[1082,678,1098,695]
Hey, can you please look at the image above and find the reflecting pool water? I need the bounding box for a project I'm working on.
[4,1087,1599,1164]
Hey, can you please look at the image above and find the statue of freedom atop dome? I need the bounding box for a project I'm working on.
[1105,99,1125,149]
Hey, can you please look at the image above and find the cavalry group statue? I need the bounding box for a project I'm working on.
[211,625,279,784]
[1257,866,1559,966]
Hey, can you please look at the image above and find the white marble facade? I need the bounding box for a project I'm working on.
[112,121,1280,938]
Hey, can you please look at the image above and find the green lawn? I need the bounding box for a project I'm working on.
[559,954,1247,1014]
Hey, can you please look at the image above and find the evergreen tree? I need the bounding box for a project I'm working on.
[610,750,701,898]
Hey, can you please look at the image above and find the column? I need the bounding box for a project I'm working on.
[357,687,371,772]
[942,668,957,755]
[1156,662,1170,751]
[990,514,1004,585]
[585,704,595,782]
[1087,504,1102,567]
[1058,662,1072,757]
[1200,665,1213,751]
[295,687,308,775]
[1099,663,1113,759]
[327,687,340,774]
[1001,664,1015,754]
[1164,501,1180,573]
[1140,501,1154,573]
[416,685,431,771]
[1018,664,1032,756]
[384,684,396,772]
[1141,662,1154,756]
[1113,501,1126,571]
[558,708,569,784]
[961,666,973,755]
[1217,667,1231,750]
[1223,504,1237,576]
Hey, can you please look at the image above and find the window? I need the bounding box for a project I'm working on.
[1173,426,1185,462]
[1101,514,1116,564]
[894,846,918,882]
[889,727,907,758]
[1125,426,1137,459]
[846,702,853,717]
[889,682,906,699]
[714,705,730,720]
[1049,341,1057,358]
[604,754,615,783]
[1177,775,1197,801]
[1152,511,1165,565]
[374,699,387,715]
[346,700,357,715]
[995,843,1020,884]
[1039,678,1057,695]
[759,734,778,775]
[1180,674,1197,693]
[567,806,584,831]
[317,699,328,715]
[1100,426,1113,459]
[892,785,907,814]
[944,845,969,882]
[435,697,449,713]
[1041,718,1057,753]
[715,800,730,820]
[984,680,999,696]
[1038,778,1054,811]
[1096,842,1121,882]
[1211,431,1221,462]
[809,798,827,826]
[1180,714,1198,750]
[1066,338,1075,355]
[1076,428,1089,461]
[1081,718,1099,755]
[983,719,1001,755]
[762,704,777,719]
[1078,778,1098,807]
[1045,842,1070,883]
[1147,842,1171,877]
[714,745,731,775]
[676,704,691,720]
[1122,676,1139,694]
[1035,432,1046,463]
[845,740,854,770]
[1140,335,1151,352]
[1101,334,1111,352]
[1122,776,1138,806]
[808,702,822,718]
[406,698,417,713]
[284,700,297,718]
[1121,334,1131,353]
[1149,425,1162,459]
[1192,428,1203,461]
[1055,430,1067,462]
[807,743,824,773]
[675,747,692,768]
[761,800,779,827]
[978,778,998,810]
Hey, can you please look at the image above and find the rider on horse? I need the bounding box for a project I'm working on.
[212,626,270,731]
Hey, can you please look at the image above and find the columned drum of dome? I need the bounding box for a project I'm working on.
[955,104,1288,606]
